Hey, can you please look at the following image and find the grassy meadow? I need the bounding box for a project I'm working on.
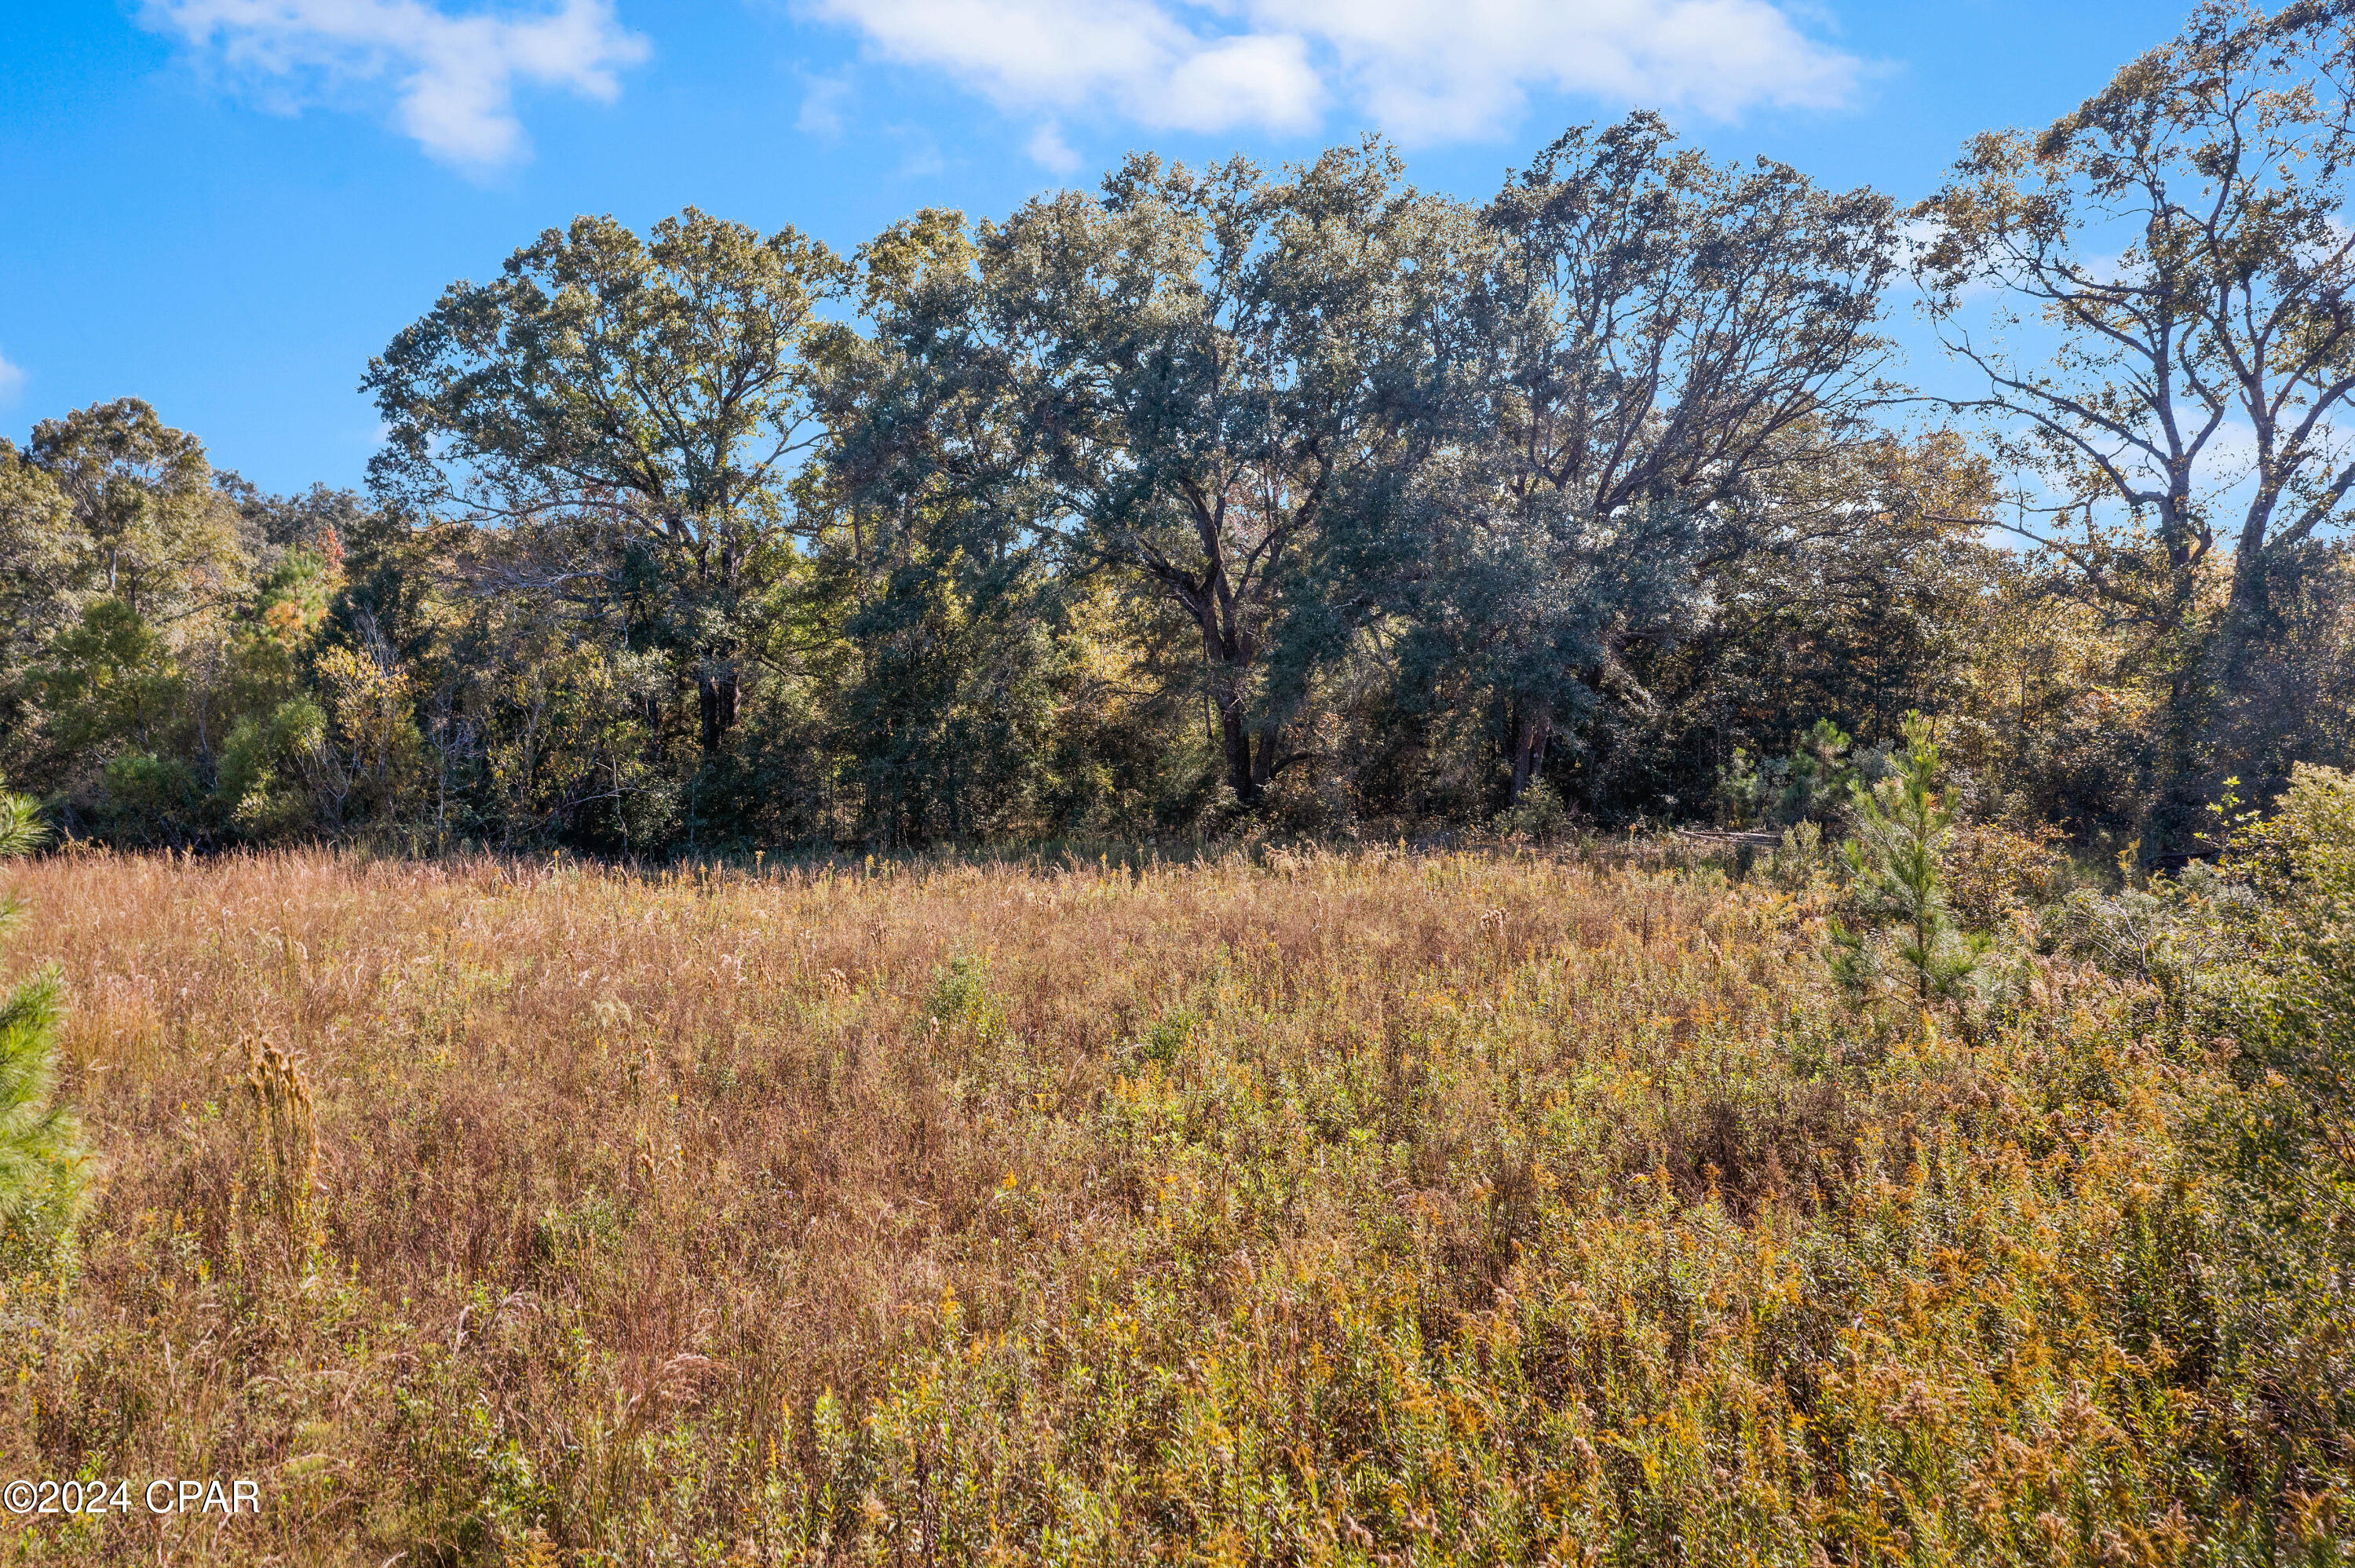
[0,841,2346,1564]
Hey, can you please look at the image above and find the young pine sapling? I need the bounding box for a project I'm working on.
[0,789,86,1269]
[1832,713,1989,1023]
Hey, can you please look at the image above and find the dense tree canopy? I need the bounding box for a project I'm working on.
[5,0,2353,857]
[965,143,1473,806]
[1426,112,1899,801]
[364,208,851,755]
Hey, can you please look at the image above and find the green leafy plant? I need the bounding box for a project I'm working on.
[0,789,86,1270]
[2127,764,2355,1532]
[1716,720,1859,832]
[2202,764,2355,1206]
[926,951,1004,1046]
[1495,778,1572,843]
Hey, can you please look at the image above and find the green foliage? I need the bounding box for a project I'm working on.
[1437,114,1898,813]
[2043,764,2355,1548]
[307,644,427,829]
[1833,713,1989,1016]
[2199,764,2355,1250]
[1766,818,1827,890]
[1494,776,1572,841]
[896,144,1473,808]
[0,446,77,673]
[1130,1005,1196,1068]
[27,599,184,758]
[15,397,244,629]
[0,792,42,859]
[1718,717,1857,830]
[0,791,82,1272]
[96,751,205,846]
[1777,717,1857,824]
[2186,765,2355,1517]
[365,207,851,765]
[5,11,2355,859]
[925,951,1005,1047]
[214,694,327,838]
[200,545,344,837]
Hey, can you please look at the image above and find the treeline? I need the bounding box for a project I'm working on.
[7,0,2355,859]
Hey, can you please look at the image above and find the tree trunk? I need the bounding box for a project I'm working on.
[697,661,739,756]
[2150,546,2287,859]
[1509,700,1553,804]
[697,534,747,757]
[2214,547,2280,717]
[1193,603,1262,806]
[2145,665,2211,865]
[1220,702,1259,805]
[1257,729,1283,792]
[2140,523,2220,864]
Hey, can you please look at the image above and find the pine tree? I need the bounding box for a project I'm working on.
[0,789,85,1265]
[1831,713,1988,1018]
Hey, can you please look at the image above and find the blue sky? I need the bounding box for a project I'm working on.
[2,0,2194,494]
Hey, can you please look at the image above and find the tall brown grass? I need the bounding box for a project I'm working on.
[0,845,2339,1563]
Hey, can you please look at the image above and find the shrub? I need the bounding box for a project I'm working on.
[2190,765,2355,1515]
[1944,816,2068,928]
[1495,777,1572,842]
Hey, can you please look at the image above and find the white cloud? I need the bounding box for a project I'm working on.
[1159,33,1321,133]
[140,0,649,170]
[1026,122,1082,172]
[805,0,1859,141]
[801,0,1323,133]
[0,348,23,407]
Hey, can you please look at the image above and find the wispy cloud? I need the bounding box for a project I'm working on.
[796,69,855,138]
[139,0,649,171]
[805,0,1862,142]
[889,123,946,178]
[0,348,24,408]
[1025,121,1080,172]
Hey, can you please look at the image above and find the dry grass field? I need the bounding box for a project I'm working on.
[0,844,2342,1564]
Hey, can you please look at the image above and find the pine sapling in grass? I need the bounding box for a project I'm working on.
[1832,713,1988,1026]
[0,789,87,1272]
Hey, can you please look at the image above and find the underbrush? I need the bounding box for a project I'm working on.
[0,826,2346,1563]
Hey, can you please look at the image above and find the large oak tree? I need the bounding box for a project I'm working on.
[858,145,1474,807]
[1416,114,1898,801]
[364,208,849,755]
